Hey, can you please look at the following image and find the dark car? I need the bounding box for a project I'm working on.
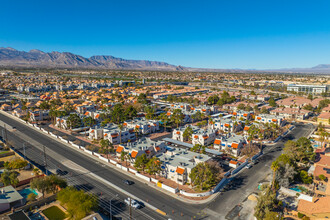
[123,180,134,185]
[56,169,68,176]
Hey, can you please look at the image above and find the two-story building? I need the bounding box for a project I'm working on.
[157,147,211,185]
[214,134,246,156]
[123,118,160,135]
[116,137,167,162]
[192,128,217,146]
[255,114,286,126]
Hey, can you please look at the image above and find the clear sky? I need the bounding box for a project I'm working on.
[1,0,330,69]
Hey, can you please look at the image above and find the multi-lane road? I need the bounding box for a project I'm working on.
[0,112,315,220]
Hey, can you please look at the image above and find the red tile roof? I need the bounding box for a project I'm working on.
[116,146,124,153]
[176,167,185,175]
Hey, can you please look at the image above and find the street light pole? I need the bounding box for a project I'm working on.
[43,146,48,175]
[109,194,118,220]
[23,143,26,159]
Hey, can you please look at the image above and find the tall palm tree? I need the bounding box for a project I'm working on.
[134,126,140,140]
[271,161,280,192]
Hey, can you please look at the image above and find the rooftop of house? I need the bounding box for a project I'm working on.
[193,128,217,136]
[318,112,330,120]
[103,124,132,134]
[256,114,283,120]
[157,147,211,169]
[297,196,330,215]
[270,107,311,115]
[174,125,200,133]
[0,186,23,204]
[125,118,158,125]
[119,137,165,152]
[314,165,330,179]
[315,154,330,167]
[218,133,246,144]
[213,117,234,124]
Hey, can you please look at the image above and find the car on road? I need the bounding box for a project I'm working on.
[56,169,68,176]
[246,164,252,169]
[123,180,134,185]
[124,198,141,209]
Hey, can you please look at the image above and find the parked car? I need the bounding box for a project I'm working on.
[123,180,134,185]
[124,198,141,209]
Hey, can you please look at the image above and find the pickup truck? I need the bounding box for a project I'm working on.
[124,198,141,209]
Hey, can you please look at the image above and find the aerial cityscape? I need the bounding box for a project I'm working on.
[1,1,330,220]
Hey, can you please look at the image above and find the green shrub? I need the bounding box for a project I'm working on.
[298,212,305,219]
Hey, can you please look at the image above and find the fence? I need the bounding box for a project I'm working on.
[180,189,212,197]
[212,177,228,193]
[16,174,45,187]
[16,194,57,213]
[231,161,248,175]
[135,172,150,182]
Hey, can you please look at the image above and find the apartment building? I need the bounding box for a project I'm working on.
[76,105,96,114]
[123,118,160,134]
[214,134,246,156]
[103,124,136,144]
[84,110,103,121]
[192,128,217,146]
[169,103,192,111]
[211,117,239,133]
[172,125,199,142]
[55,116,70,130]
[287,84,329,94]
[166,110,193,124]
[233,110,254,120]
[255,114,286,126]
[88,127,104,140]
[29,110,50,122]
[116,137,167,162]
[157,147,211,185]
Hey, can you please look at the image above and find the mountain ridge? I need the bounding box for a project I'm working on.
[0,47,181,71]
[1,47,330,74]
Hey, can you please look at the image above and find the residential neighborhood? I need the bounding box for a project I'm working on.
[0,70,328,219]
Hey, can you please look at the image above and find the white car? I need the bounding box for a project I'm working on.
[125,198,141,209]
[246,164,252,169]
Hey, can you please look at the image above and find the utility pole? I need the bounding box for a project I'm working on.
[23,143,26,159]
[129,198,132,220]
[43,146,48,175]
[109,198,112,220]
[4,125,7,142]
[109,194,118,220]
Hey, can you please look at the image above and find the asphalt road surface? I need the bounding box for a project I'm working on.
[0,112,314,220]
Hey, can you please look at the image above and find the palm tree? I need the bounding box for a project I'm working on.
[134,126,140,140]
[121,151,129,166]
[271,161,280,192]
[125,153,131,166]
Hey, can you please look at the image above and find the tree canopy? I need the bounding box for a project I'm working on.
[57,186,98,220]
[189,162,216,190]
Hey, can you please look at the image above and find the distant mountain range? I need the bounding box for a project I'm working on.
[1,47,330,74]
[0,47,181,71]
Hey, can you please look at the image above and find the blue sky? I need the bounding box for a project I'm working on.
[1,0,330,69]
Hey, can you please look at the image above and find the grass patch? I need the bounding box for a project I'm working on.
[42,206,66,220]
[0,151,10,155]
